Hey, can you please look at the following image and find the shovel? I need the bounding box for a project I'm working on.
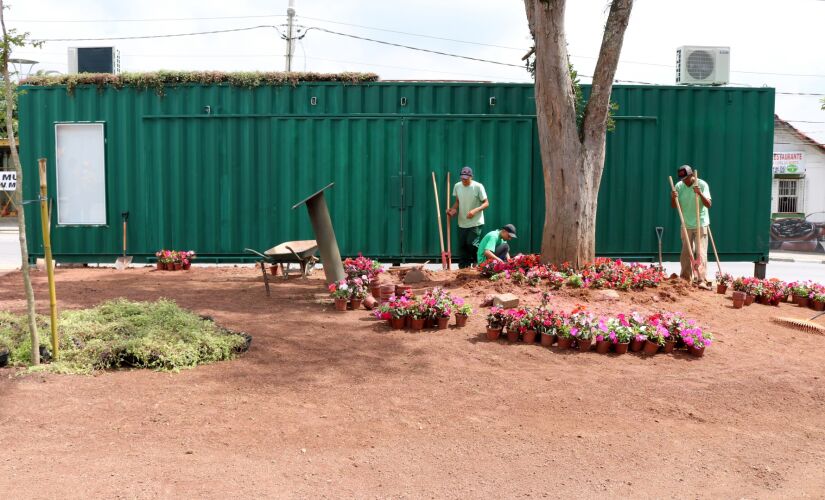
[115,211,132,270]
[655,226,664,270]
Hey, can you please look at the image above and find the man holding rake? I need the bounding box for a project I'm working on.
[671,165,712,287]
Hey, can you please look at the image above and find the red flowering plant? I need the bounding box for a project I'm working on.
[328,280,352,300]
[343,254,383,283]
[384,293,414,319]
[486,306,509,329]
[547,271,565,290]
[155,249,175,264]
[715,272,734,287]
[508,307,533,335]
[645,313,676,346]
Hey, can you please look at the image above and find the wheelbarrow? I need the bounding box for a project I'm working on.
[244,240,319,297]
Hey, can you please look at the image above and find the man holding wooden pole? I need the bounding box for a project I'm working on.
[670,165,712,287]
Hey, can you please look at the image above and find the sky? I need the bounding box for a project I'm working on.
[6,0,825,144]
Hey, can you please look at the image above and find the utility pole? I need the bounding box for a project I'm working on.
[284,0,295,72]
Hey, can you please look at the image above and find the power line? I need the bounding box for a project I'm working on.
[299,26,524,69]
[34,25,284,42]
[11,14,286,23]
[297,15,525,51]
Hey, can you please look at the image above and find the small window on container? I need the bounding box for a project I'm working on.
[55,123,107,225]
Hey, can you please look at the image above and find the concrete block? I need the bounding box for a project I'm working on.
[492,293,519,309]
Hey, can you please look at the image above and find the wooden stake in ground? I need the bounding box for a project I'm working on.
[446,171,452,269]
[693,170,702,281]
[38,158,58,360]
[1,1,39,364]
[431,172,447,270]
[669,176,696,273]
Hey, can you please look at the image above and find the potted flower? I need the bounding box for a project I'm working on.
[374,303,392,324]
[453,297,472,328]
[154,250,165,270]
[792,282,812,308]
[625,313,647,352]
[608,318,633,354]
[328,280,351,311]
[181,250,196,270]
[386,294,412,329]
[569,309,596,352]
[408,300,428,331]
[715,272,733,294]
[521,308,538,344]
[348,277,369,310]
[681,327,713,357]
[594,317,612,354]
[506,308,526,343]
[423,287,454,330]
[555,316,574,350]
[813,291,825,312]
[642,317,669,355]
[486,307,508,341]
[535,309,555,347]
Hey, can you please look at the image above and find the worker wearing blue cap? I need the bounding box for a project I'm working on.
[446,166,489,268]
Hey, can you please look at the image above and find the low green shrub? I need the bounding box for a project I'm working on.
[0,299,249,374]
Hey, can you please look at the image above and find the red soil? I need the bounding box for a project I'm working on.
[1,267,824,498]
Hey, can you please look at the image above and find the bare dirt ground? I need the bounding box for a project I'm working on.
[1,266,825,499]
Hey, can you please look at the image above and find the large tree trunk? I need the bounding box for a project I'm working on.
[525,0,633,267]
[1,0,40,364]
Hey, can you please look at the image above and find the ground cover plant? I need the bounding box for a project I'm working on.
[0,299,250,374]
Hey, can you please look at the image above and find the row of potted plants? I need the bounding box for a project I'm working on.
[373,287,473,330]
[327,256,386,311]
[480,256,664,291]
[155,249,196,271]
[485,302,712,357]
[717,272,825,310]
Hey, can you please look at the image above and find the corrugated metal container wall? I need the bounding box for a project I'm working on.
[531,85,775,261]
[18,82,774,263]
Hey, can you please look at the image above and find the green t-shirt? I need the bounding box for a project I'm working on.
[675,179,711,229]
[477,230,504,264]
[452,180,488,228]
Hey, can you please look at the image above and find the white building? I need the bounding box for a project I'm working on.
[771,116,825,252]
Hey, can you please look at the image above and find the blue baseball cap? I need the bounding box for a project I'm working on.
[460,166,473,179]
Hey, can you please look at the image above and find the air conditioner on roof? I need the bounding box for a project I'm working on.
[675,46,729,85]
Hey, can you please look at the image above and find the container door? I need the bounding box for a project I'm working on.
[400,118,534,261]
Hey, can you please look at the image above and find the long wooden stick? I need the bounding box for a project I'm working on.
[707,225,722,275]
[446,172,452,268]
[693,171,702,276]
[669,176,696,270]
[432,172,447,269]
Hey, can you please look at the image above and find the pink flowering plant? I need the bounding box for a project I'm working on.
[422,287,453,318]
[342,254,383,283]
[681,327,714,349]
[569,308,598,341]
[452,296,472,316]
[715,272,733,287]
[347,276,369,300]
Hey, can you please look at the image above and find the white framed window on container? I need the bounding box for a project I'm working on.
[55,123,107,225]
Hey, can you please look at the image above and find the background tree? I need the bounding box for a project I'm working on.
[1,0,41,364]
[524,0,633,266]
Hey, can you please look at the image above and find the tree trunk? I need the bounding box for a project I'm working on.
[1,0,40,364]
[525,0,633,267]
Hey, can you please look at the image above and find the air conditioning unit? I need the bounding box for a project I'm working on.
[68,47,121,74]
[675,46,729,85]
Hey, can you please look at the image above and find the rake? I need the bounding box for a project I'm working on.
[772,311,825,335]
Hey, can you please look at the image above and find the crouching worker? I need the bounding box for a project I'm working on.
[477,224,517,264]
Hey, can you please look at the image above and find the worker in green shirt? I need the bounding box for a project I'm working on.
[477,224,517,265]
[670,165,712,287]
[446,166,489,268]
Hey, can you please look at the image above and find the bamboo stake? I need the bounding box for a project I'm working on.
[446,171,452,269]
[38,158,58,360]
[693,170,702,280]
[432,172,447,270]
[669,176,696,271]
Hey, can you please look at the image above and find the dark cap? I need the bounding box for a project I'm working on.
[460,166,474,179]
[677,165,694,179]
[501,224,517,239]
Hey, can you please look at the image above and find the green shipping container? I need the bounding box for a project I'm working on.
[17,81,774,263]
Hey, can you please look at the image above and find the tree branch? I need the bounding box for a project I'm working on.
[581,0,633,146]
